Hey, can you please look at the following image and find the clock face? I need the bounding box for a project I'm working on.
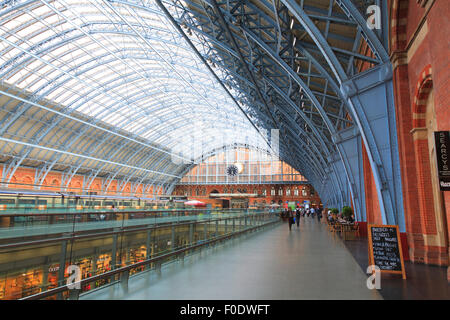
[226,165,238,176]
[234,162,244,173]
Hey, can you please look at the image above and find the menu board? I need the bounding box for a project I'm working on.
[368,224,406,279]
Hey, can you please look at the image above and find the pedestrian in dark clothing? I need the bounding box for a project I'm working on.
[295,208,301,228]
[317,207,322,223]
[287,209,294,231]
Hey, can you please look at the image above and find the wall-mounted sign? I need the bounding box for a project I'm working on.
[172,196,187,201]
[48,265,59,273]
[434,131,450,191]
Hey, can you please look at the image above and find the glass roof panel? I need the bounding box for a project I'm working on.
[0,0,273,164]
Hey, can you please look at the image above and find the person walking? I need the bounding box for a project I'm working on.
[295,208,301,228]
[316,207,322,223]
[287,209,294,231]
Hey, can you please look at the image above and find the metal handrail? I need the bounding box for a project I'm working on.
[0,207,251,217]
[20,217,280,300]
[0,212,259,249]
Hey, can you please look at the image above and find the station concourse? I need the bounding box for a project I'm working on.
[0,0,448,301]
[83,218,383,300]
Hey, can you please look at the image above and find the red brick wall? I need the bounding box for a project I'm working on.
[173,184,322,208]
[390,0,449,269]
[0,166,156,198]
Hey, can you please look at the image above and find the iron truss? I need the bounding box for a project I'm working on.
[0,0,405,230]
[152,0,404,229]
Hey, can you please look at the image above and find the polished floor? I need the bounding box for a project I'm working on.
[83,217,382,300]
[344,238,450,299]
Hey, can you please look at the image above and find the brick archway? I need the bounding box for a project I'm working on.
[390,0,409,51]
[410,67,447,265]
[412,65,433,128]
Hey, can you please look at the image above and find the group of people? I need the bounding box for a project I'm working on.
[326,210,355,223]
[281,206,324,231]
[280,206,356,231]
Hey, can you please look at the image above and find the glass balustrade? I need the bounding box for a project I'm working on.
[0,208,280,300]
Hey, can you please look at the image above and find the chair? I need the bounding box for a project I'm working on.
[327,220,335,232]
[351,223,360,238]
[332,222,342,233]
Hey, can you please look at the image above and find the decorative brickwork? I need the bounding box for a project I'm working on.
[389,0,449,270]
[390,0,409,51]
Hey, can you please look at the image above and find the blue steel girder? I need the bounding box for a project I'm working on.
[168,0,364,218]
[107,0,350,212]
[184,26,336,155]
[331,125,366,222]
[154,0,307,166]
[169,3,338,142]
[176,33,347,198]
[280,0,403,228]
[168,4,339,146]
[170,0,404,226]
[178,0,344,99]
[168,6,334,165]
[0,0,402,225]
[156,0,338,190]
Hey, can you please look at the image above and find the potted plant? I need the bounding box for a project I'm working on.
[342,206,353,219]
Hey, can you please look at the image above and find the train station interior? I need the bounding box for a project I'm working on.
[0,0,448,302]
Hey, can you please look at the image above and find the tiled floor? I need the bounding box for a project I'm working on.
[83,217,382,300]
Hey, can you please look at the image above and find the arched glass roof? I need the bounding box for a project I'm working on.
[0,0,403,226]
[0,0,269,157]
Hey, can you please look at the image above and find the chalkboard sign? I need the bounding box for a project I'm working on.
[368,224,406,279]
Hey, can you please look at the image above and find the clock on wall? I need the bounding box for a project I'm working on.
[226,164,238,176]
[234,162,244,174]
